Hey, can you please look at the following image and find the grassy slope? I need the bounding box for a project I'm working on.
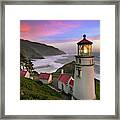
[52,61,100,100]
[95,79,100,100]
[20,61,100,100]
[20,77,63,100]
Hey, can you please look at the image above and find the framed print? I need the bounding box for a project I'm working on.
[0,0,119,119]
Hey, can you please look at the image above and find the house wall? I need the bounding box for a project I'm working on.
[63,84,69,94]
[67,77,74,94]
[58,81,69,94]
[68,86,73,95]
[48,74,52,83]
[25,72,30,78]
[58,81,62,90]
[58,77,74,94]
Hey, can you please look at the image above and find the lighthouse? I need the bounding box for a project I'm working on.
[72,34,96,100]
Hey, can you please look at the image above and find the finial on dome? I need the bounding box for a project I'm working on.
[83,34,86,39]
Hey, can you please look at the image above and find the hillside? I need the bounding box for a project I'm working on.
[20,60,100,100]
[20,77,63,100]
[52,61,100,100]
[20,39,65,59]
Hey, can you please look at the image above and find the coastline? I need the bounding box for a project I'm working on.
[32,54,100,80]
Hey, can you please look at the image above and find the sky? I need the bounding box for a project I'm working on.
[20,20,100,53]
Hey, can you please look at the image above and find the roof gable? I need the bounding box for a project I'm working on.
[58,73,71,84]
[20,70,27,77]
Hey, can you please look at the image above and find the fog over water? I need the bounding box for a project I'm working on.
[33,41,100,80]
[33,53,100,80]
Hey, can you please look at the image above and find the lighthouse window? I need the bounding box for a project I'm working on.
[83,46,88,53]
[90,59,93,65]
[80,45,90,56]
[79,59,81,64]
[78,69,80,77]
[90,59,92,65]
[77,67,82,78]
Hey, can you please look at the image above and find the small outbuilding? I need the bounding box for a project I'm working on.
[68,79,74,94]
[38,73,52,84]
[58,73,74,94]
[20,70,30,78]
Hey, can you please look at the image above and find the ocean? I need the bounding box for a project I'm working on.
[32,53,100,80]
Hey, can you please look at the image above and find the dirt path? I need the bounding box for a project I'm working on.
[48,85,61,93]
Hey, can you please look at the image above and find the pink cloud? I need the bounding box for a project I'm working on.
[42,21,78,35]
[89,35,100,40]
[20,23,30,33]
[48,35,100,44]
[20,20,81,40]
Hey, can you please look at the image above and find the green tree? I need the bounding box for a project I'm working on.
[20,52,33,72]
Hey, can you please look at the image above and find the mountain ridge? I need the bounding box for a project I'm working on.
[20,39,65,59]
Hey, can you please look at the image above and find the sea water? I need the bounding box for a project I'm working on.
[32,53,100,80]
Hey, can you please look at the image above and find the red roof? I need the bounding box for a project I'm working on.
[77,34,93,45]
[20,70,27,77]
[69,79,74,87]
[39,73,51,80]
[58,74,71,84]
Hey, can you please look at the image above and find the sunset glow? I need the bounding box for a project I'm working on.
[20,20,100,53]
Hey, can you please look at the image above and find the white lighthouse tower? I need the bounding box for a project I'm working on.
[73,34,96,100]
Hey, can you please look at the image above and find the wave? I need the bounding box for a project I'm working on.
[33,54,100,80]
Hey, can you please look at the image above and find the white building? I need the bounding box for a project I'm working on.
[58,71,74,94]
[68,79,74,95]
[38,73,52,84]
[20,70,30,78]
[73,34,96,100]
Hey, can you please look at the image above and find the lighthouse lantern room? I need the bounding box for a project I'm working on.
[77,34,93,56]
[73,34,96,100]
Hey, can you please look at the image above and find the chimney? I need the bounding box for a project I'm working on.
[61,69,64,74]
